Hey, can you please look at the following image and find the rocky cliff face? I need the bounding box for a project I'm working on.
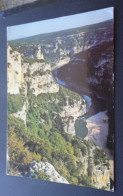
[25,73,59,96]
[8,45,59,96]
[83,144,110,190]
[60,98,86,135]
[36,46,44,60]
[7,45,24,94]
[30,161,69,184]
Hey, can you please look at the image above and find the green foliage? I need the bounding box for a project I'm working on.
[8,94,25,114]
[94,148,109,166]
[72,139,87,156]
[8,94,109,189]
[8,124,41,173]
[33,171,50,181]
[78,174,95,188]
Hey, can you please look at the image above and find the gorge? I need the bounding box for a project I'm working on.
[7,19,114,190]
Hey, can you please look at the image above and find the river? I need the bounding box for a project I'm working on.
[52,67,92,138]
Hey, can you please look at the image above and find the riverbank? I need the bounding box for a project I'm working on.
[85,111,114,181]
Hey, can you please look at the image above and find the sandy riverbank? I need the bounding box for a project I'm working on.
[85,111,114,181]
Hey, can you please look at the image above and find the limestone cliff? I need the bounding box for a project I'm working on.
[23,61,59,96]
[35,45,44,60]
[81,144,110,190]
[60,98,86,135]
[7,45,24,94]
[8,45,59,96]
[30,161,69,184]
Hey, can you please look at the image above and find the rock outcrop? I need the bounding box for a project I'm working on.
[35,45,44,60]
[73,140,110,190]
[23,61,51,75]
[7,45,24,94]
[8,45,59,96]
[30,161,69,184]
[91,164,110,189]
[23,61,59,96]
[26,74,59,95]
[60,98,86,135]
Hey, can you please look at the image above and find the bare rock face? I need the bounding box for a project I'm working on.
[30,161,69,184]
[35,46,44,60]
[24,70,59,96]
[23,61,51,75]
[7,45,24,94]
[91,164,110,189]
[26,74,59,96]
[80,144,110,190]
[53,56,71,69]
[60,98,86,135]
[8,45,59,96]
[22,58,59,96]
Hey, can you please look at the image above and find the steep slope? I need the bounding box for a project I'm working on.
[7,45,24,94]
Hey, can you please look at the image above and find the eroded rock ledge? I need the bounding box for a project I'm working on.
[30,161,69,184]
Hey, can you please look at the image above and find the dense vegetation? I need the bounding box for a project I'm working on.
[8,113,108,187]
[7,84,109,188]
[8,94,25,114]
